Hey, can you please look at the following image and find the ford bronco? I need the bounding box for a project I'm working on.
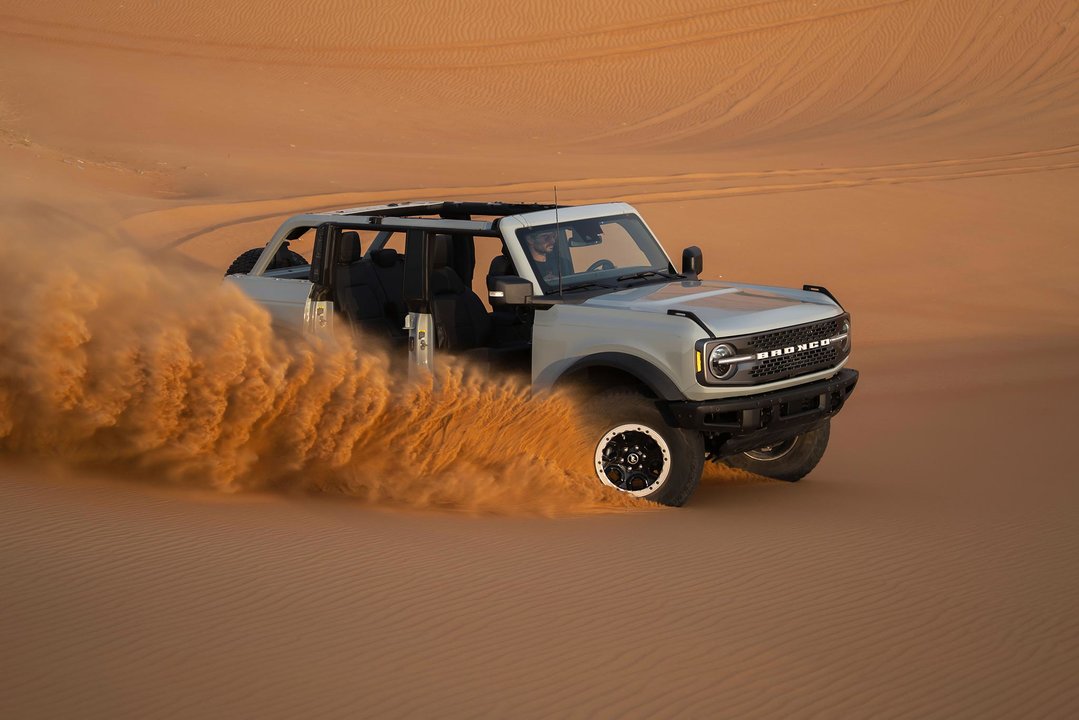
[224,201,858,506]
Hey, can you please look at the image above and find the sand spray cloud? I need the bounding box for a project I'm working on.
[0,209,638,514]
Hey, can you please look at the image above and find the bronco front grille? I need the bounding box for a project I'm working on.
[743,317,843,382]
[695,314,849,387]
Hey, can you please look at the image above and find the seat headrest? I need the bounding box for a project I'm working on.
[371,248,399,269]
[339,231,361,264]
[488,253,514,277]
[431,234,453,269]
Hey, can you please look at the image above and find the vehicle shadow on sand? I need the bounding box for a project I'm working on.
[689,462,791,508]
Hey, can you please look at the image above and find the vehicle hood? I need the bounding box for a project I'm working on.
[579,280,842,337]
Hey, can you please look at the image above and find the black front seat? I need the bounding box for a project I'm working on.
[486,252,515,282]
[430,234,491,351]
[486,251,532,348]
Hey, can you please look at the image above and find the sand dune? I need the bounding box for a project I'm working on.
[3,0,1076,155]
[1,0,1078,717]
[122,141,1079,253]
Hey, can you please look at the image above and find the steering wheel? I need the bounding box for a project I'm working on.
[586,259,615,272]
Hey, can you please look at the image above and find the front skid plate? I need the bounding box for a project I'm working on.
[664,369,858,450]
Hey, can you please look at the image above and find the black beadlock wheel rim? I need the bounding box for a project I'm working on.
[594,424,671,496]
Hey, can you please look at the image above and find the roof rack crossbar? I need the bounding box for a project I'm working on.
[337,201,562,219]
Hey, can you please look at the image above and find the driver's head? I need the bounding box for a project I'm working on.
[527,229,557,258]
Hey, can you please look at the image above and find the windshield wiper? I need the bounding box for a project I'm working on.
[616,269,682,282]
[561,281,618,294]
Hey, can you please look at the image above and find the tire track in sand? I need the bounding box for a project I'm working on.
[117,143,1079,252]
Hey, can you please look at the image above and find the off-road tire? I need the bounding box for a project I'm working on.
[587,389,705,507]
[225,245,308,276]
[721,420,830,482]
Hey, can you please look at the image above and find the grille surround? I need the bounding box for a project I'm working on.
[697,314,849,386]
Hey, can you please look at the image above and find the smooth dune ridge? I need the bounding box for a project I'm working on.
[1,0,1078,717]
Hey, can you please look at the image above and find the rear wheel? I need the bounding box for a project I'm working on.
[225,243,308,276]
[721,420,830,482]
[587,389,704,506]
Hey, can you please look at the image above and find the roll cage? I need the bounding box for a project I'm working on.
[253,200,681,379]
[253,201,563,276]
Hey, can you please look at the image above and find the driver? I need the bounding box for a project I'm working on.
[526,228,564,284]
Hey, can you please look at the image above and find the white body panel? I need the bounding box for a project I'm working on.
[225,274,311,334]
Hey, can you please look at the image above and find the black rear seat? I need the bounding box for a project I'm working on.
[369,249,406,335]
[335,234,406,339]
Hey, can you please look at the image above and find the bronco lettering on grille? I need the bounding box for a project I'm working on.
[755,338,830,360]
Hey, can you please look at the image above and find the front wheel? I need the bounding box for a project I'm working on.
[587,390,704,506]
[720,420,830,482]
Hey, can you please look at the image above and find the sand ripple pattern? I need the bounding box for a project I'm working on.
[2,466,1077,718]
[2,0,1077,147]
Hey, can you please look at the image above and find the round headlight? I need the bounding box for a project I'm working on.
[708,343,738,380]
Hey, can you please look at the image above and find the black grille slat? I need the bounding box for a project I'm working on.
[750,345,838,379]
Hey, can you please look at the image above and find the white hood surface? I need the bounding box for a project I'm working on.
[580,280,843,337]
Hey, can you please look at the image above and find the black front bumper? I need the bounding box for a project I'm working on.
[665,369,859,454]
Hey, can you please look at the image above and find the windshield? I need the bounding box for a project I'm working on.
[515,213,671,294]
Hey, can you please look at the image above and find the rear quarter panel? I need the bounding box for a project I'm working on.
[224,274,311,334]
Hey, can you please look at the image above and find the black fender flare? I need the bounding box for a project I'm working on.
[554,352,684,402]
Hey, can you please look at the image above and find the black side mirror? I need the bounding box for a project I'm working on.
[682,246,703,278]
[489,276,534,306]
